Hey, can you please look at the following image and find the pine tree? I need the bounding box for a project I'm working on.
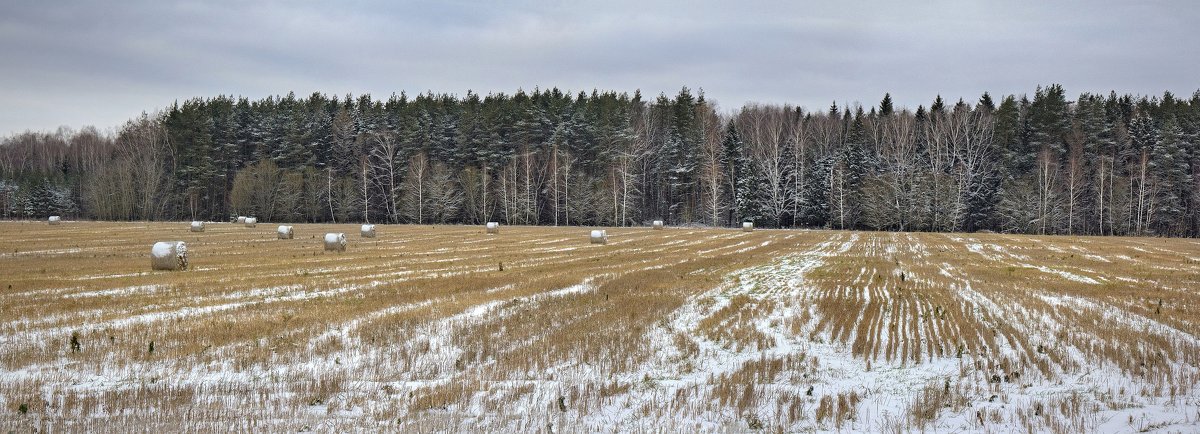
[993,96,1024,178]
[734,149,762,224]
[879,93,894,117]
[978,92,995,112]
[720,121,744,226]
[1027,84,1070,156]
[799,153,834,227]
[830,109,869,229]
[1149,118,1190,235]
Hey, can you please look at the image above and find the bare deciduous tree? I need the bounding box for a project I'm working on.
[367,132,402,222]
[427,161,462,223]
[401,151,429,224]
[697,107,724,225]
[739,104,791,226]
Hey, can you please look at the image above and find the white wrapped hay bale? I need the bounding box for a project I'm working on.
[486,222,500,234]
[244,217,257,228]
[277,225,294,239]
[652,220,664,230]
[151,241,188,271]
[360,224,376,238]
[190,221,205,232]
[48,216,61,225]
[324,233,347,252]
[237,216,247,224]
[590,229,608,245]
[742,221,754,232]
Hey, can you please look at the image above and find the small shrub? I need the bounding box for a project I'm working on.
[69,331,81,353]
[746,413,764,430]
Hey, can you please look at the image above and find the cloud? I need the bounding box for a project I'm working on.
[1,0,1197,135]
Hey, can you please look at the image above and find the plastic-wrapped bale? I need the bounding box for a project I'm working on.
[245,217,257,228]
[486,222,500,234]
[151,241,188,271]
[237,216,247,224]
[590,229,608,245]
[361,224,376,238]
[652,220,664,230]
[324,233,347,251]
[742,222,754,232]
[190,221,205,232]
[48,216,61,225]
[277,225,294,239]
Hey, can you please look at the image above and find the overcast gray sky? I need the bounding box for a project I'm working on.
[1,0,1197,136]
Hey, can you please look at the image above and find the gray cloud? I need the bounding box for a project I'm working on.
[1,0,1197,135]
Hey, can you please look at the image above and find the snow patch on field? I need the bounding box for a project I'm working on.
[572,234,861,431]
[65,284,166,298]
[0,248,83,257]
[1029,265,1102,284]
[72,271,152,280]
[939,257,1200,434]
[1034,292,1200,348]
[960,237,1102,284]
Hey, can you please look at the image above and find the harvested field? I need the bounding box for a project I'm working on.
[1,222,1198,432]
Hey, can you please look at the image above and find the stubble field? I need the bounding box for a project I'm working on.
[1,221,1198,433]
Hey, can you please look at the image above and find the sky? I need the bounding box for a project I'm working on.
[1,0,1198,136]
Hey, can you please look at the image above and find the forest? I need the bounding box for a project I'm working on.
[1,85,1197,237]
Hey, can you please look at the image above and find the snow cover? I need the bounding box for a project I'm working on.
[0,247,83,257]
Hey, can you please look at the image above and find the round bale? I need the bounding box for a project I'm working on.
[486,222,500,234]
[324,233,347,252]
[151,241,188,271]
[361,224,376,238]
[590,229,608,245]
[245,217,257,228]
[237,216,247,224]
[652,220,664,230]
[190,221,205,232]
[277,225,294,239]
[742,221,754,232]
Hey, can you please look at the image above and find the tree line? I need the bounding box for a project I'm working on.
[1,85,1198,237]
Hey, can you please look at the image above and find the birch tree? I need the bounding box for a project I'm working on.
[401,151,429,224]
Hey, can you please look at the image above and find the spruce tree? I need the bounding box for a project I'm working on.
[1150,118,1190,235]
[978,92,995,112]
[719,122,743,226]
[734,150,762,224]
[879,93,894,117]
